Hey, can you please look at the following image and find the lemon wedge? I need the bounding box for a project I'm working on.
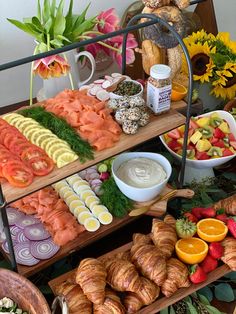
[84,217,100,232]
[91,205,108,218]
[74,206,90,218]
[78,211,93,225]
[40,136,58,150]
[98,212,113,225]
[31,130,52,144]
[56,152,78,168]
[47,142,70,157]
[35,133,57,147]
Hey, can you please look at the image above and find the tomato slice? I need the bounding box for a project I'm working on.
[0,155,18,177]
[27,156,54,176]
[3,132,24,149]
[21,146,46,161]
[8,139,31,155]
[2,160,34,187]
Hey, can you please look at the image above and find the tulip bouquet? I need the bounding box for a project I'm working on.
[8,0,137,104]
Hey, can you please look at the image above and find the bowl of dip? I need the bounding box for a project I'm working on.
[112,152,172,202]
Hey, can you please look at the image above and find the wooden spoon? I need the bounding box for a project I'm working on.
[106,76,126,92]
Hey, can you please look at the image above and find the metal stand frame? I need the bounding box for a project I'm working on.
[0,0,206,271]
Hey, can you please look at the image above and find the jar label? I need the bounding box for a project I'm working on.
[147,82,172,114]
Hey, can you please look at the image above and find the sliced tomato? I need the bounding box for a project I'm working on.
[3,132,24,149]
[21,146,46,161]
[27,156,54,176]
[2,160,34,187]
[0,155,18,177]
[8,139,31,155]
[0,127,11,144]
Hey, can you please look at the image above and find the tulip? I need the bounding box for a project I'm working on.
[33,55,70,79]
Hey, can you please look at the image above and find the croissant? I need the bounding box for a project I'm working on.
[115,251,132,262]
[213,194,236,216]
[55,282,92,314]
[93,288,126,314]
[104,258,142,292]
[124,277,160,313]
[130,242,167,286]
[75,258,107,305]
[151,219,177,258]
[164,214,176,229]
[221,237,236,271]
[161,258,191,297]
[132,233,152,245]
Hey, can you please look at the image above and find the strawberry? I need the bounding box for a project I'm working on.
[223,148,234,157]
[167,129,181,139]
[200,207,216,218]
[196,151,210,160]
[214,140,226,148]
[227,218,236,238]
[183,212,198,223]
[214,127,225,139]
[200,255,218,273]
[189,265,207,284]
[216,213,228,223]
[208,242,224,259]
[168,139,181,152]
[229,133,236,141]
[191,207,204,219]
[210,137,219,145]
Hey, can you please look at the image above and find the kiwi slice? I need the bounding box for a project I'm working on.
[210,116,223,128]
[177,149,195,159]
[207,146,223,157]
[223,137,230,147]
[199,126,214,139]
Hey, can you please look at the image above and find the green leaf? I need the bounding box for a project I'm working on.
[72,17,96,38]
[32,16,44,31]
[54,0,66,37]
[75,3,91,27]
[23,17,32,24]
[205,305,223,314]
[186,302,198,314]
[200,190,213,205]
[198,286,213,302]
[44,16,53,33]
[50,0,56,17]
[37,0,42,22]
[43,0,51,24]
[184,296,192,304]
[169,306,175,314]
[215,283,235,302]
[65,0,74,33]
[224,272,236,280]
[50,38,64,48]
[7,19,43,41]
[56,34,71,43]
[160,308,169,314]
[198,294,210,305]
[37,42,48,53]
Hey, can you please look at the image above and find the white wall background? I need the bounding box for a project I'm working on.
[0,0,235,107]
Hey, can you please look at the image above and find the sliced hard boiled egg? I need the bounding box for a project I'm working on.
[84,217,100,232]
[98,212,113,225]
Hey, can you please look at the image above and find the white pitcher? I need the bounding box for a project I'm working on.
[40,49,96,100]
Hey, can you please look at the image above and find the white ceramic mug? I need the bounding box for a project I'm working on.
[40,49,96,100]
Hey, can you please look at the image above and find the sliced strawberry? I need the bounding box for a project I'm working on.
[214,140,225,148]
[210,137,219,145]
[223,148,234,157]
[230,141,236,149]
[168,139,182,152]
[214,127,225,139]
[216,213,228,223]
[167,129,181,139]
[196,151,210,160]
[227,218,236,238]
[229,133,236,141]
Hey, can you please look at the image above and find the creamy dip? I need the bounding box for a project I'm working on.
[116,157,166,188]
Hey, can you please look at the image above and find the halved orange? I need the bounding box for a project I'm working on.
[175,238,208,264]
[171,82,188,102]
[197,218,228,242]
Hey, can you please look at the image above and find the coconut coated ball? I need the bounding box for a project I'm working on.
[138,111,150,127]
[115,108,128,125]
[126,107,142,121]
[122,120,139,135]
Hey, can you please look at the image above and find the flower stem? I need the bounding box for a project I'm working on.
[63,53,75,90]
[77,35,121,53]
[47,33,50,51]
[29,46,38,106]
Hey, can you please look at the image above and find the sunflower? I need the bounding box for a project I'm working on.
[184,30,213,46]
[216,32,236,54]
[211,62,236,99]
[182,41,216,83]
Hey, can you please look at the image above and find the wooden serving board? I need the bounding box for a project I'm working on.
[1,109,185,204]
[48,241,230,314]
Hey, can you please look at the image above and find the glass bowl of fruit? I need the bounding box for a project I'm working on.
[160,110,236,184]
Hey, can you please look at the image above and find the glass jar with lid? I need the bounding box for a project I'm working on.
[147,64,172,115]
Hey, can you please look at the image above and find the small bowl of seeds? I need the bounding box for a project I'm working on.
[109,79,143,99]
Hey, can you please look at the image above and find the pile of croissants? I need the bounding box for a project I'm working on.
[55,214,236,314]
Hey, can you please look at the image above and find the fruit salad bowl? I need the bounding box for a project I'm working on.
[160,110,236,183]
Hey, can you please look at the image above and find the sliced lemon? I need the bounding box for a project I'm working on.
[78,211,93,225]
[30,130,52,144]
[23,125,42,137]
[65,194,81,206]
[35,133,57,147]
[18,120,39,132]
[14,118,32,129]
[57,152,78,168]
[98,212,113,225]
[7,116,25,126]
[74,206,90,218]
[47,143,70,158]
[84,195,100,208]
[91,205,108,218]
[52,147,74,161]
[84,217,100,232]
[69,200,86,213]
[40,136,58,150]
[2,113,19,122]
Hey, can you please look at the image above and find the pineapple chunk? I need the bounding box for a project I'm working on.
[177,138,190,145]
[196,139,212,152]
[210,112,220,119]
[190,130,202,145]
[219,121,230,134]
[196,117,210,128]
[178,125,185,134]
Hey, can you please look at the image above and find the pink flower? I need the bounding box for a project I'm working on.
[97,8,120,34]
[85,34,111,58]
[33,55,70,79]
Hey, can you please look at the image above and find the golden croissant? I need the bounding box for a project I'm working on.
[213,194,236,216]
[104,258,142,292]
[76,258,107,305]
[93,288,126,314]
[124,277,160,313]
[161,258,191,297]
[55,281,92,314]
[221,237,236,271]
[164,214,176,229]
[151,219,177,258]
[130,242,167,286]
[133,233,152,245]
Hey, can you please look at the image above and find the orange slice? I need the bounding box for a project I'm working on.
[171,82,187,102]
[175,238,208,264]
[197,218,228,242]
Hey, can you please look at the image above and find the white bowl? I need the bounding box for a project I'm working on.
[112,152,172,202]
[109,80,144,100]
[160,110,236,183]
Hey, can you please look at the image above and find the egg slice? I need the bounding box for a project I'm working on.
[84,195,100,208]
[65,194,81,206]
[63,191,75,200]
[98,212,113,225]
[58,186,71,198]
[80,190,96,201]
[91,205,108,218]
[74,207,90,218]
[78,211,93,225]
[84,217,100,232]
[69,200,85,213]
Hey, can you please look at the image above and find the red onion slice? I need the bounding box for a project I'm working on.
[14,242,40,266]
[0,231,6,243]
[6,207,24,226]
[2,240,18,254]
[24,223,50,241]
[10,226,22,240]
[15,216,40,229]
[16,230,30,243]
[30,238,60,260]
